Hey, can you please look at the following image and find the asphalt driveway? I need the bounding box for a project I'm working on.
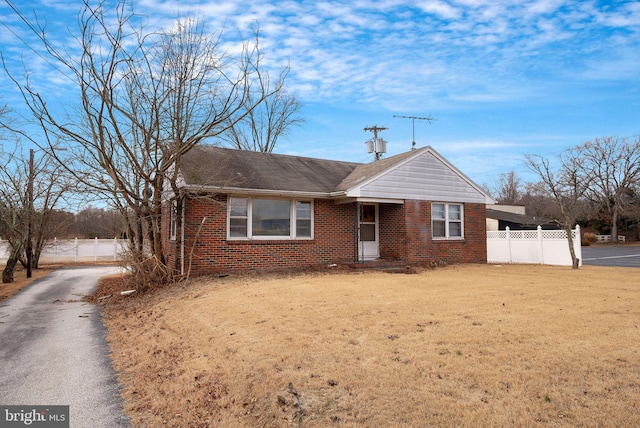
[582,245,640,268]
[0,266,130,427]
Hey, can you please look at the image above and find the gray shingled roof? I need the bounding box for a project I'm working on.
[178,145,362,193]
[486,208,556,227]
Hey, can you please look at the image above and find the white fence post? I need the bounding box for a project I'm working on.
[505,226,512,263]
[94,237,98,262]
[74,237,78,263]
[574,225,582,266]
[537,226,544,264]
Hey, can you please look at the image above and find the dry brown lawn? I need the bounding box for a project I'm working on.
[99,264,640,427]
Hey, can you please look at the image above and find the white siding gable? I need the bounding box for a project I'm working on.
[345,148,491,203]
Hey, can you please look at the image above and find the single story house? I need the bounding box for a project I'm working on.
[163,145,495,276]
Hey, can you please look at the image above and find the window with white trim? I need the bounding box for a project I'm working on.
[295,201,312,237]
[229,197,249,238]
[228,197,313,239]
[432,203,463,239]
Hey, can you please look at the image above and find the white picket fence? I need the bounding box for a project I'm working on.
[0,238,128,264]
[1,230,583,267]
[487,225,582,267]
[596,234,626,243]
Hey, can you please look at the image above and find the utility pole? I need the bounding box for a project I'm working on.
[26,148,34,279]
[364,125,388,160]
[393,115,435,150]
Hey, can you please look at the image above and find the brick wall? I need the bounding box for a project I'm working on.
[403,200,487,265]
[379,204,405,260]
[173,195,358,275]
[163,195,487,275]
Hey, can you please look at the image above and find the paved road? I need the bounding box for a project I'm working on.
[582,245,640,268]
[0,266,130,427]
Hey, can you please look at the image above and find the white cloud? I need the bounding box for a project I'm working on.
[3,0,639,150]
[527,0,563,16]
[416,1,462,20]
[594,1,640,27]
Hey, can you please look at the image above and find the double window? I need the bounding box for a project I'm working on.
[432,203,463,239]
[228,197,313,240]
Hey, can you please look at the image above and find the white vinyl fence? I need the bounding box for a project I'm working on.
[0,238,128,264]
[487,225,582,267]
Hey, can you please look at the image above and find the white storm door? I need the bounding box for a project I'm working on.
[359,203,379,261]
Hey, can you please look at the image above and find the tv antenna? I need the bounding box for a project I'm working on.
[393,115,436,150]
[363,125,388,161]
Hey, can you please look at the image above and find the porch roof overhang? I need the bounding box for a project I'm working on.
[331,195,405,205]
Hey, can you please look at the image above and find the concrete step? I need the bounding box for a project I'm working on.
[343,260,414,273]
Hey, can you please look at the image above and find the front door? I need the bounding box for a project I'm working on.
[359,203,379,261]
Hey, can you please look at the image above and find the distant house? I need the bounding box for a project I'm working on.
[163,145,495,275]
[486,205,558,231]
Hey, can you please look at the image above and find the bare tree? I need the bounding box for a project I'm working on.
[493,170,523,205]
[519,182,561,220]
[3,2,285,288]
[0,144,70,282]
[218,85,303,152]
[0,147,28,283]
[525,152,592,269]
[572,136,640,242]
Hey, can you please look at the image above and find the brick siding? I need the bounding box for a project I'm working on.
[170,195,357,275]
[403,200,487,265]
[163,195,487,275]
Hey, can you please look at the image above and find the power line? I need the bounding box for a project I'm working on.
[0,0,74,82]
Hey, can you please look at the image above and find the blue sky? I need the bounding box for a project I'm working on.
[1,0,639,190]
